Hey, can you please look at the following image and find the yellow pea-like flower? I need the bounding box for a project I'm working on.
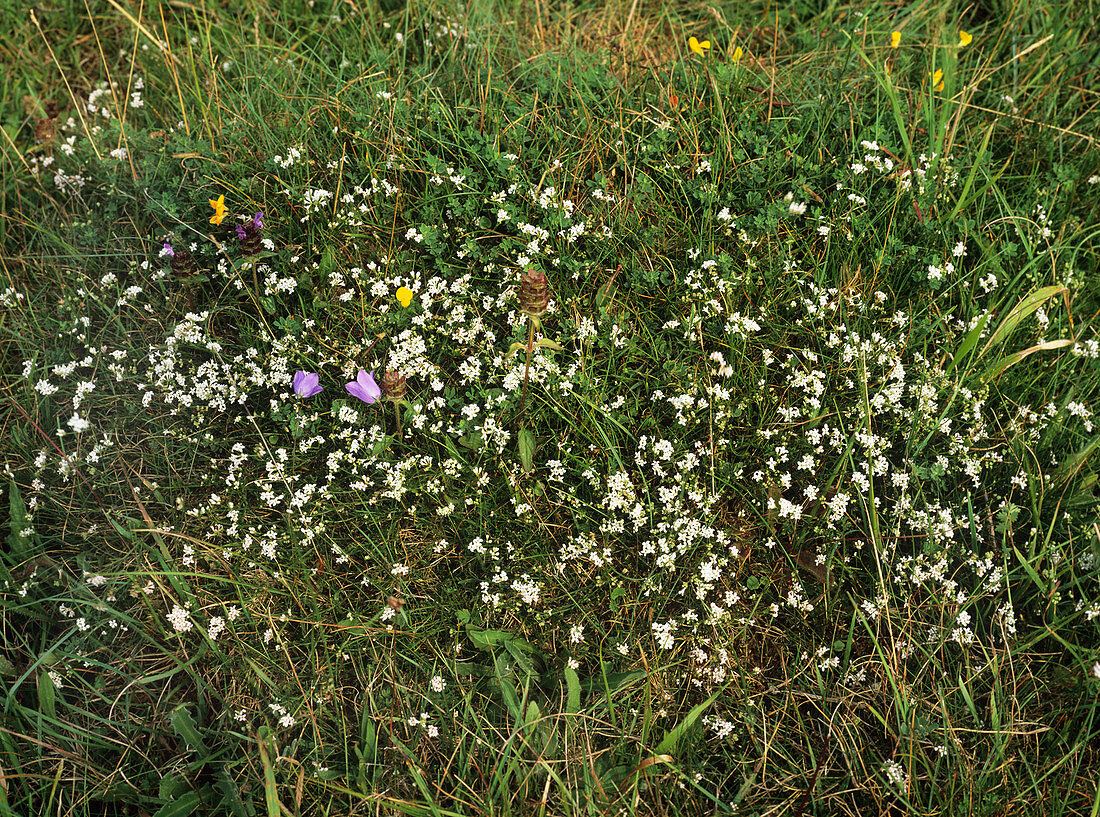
[958,30,972,47]
[890,31,901,48]
[932,69,945,91]
[732,45,743,63]
[208,194,227,225]
[688,36,711,55]
[396,286,414,308]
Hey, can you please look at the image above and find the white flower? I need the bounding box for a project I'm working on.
[167,604,192,633]
[430,675,447,693]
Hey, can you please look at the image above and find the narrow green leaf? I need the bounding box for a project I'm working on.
[36,669,56,719]
[6,480,31,563]
[980,286,1067,358]
[655,685,724,756]
[948,121,995,220]
[518,428,535,473]
[564,667,581,713]
[946,311,991,374]
[255,729,280,817]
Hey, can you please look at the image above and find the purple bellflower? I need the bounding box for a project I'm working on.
[346,370,381,404]
[293,370,323,398]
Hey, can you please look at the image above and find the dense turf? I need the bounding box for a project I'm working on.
[1,0,1098,814]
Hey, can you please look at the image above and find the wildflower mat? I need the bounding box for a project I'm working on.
[1,0,1098,814]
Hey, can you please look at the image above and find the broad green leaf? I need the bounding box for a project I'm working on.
[6,480,32,563]
[170,704,208,758]
[214,768,255,817]
[151,790,203,817]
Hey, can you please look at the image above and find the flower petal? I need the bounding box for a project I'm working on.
[346,370,380,404]
[294,370,322,398]
[396,286,414,308]
[209,195,227,225]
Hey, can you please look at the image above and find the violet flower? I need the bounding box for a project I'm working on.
[293,370,323,398]
[345,370,381,404]
[236,213,265,243]
[162,242,175,257]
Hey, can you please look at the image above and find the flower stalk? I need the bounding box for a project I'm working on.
[516,269,550,419]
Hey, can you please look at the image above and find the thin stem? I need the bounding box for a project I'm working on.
[517,317,535,421]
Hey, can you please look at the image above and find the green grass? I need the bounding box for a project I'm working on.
[1,0,1099,814]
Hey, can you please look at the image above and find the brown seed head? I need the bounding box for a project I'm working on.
[518,269,550,318]
[381,370,406,400]
[171,247,195,278]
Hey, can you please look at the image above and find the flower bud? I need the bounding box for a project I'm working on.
[171,247,195,277]
[236,212,264,255]
[518,269,550,318]
[380,370,406,400]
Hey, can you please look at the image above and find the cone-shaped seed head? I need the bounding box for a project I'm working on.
[381,371,406,400]
[518,269,550,317]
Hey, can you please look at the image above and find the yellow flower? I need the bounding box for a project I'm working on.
[958,30,972,47]
[688,36,711,56]
[732,45,743,63]
[890,31,901,48]
[208,194,227,225]
[932,69,944,91]
[395,286,414,308]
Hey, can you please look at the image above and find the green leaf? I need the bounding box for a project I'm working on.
[596,280,618,313]
[946,311,991,374]
[170,704,208,758]
[979,286,1067,358]
[493,654,523,722]
[36,669,56,719]
[458,431,485,451]
[6,480,32,564]
[655,685,724,756]
[255,729,280,817]
[980,339,1074,384]
[564,667,581,713]
[518,428,535,474]
[948,121,995,220]
[151,790,203,817]
[214,768,255,817]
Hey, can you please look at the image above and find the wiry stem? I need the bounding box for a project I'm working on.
[518,317,535,420]
[393,400,403,440]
